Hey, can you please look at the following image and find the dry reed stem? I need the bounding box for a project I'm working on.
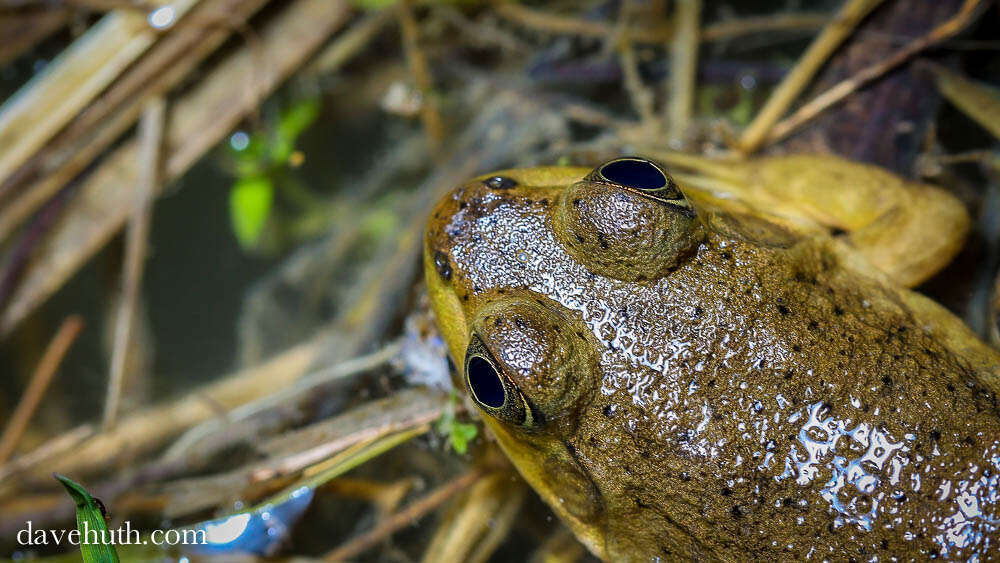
[399,0,445,156]
[619,40,657,128]
[0,0,350,336]
[0,315,84,463]
[0,328,327,493]
[103,97,164,430]
[0,0,323,245]
[765,0,988,146]
[736,0,885,154]
[0,0,200,188]
[325,469,485,561]
[495,3,827,45]
[665,0,700,144]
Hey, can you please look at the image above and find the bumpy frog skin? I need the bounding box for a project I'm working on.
[424,156,1000,561]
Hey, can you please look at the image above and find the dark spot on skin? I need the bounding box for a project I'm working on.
[808,320,819,330]
[731,505,743,518]
[792,344,801,352]
[680,472,690,481]
[575,233,586,243]
[540,198,549,205]
[707,379,716,388]
[433,250,452,281]
[882,375,893,387]
[881,540,889,550]
[964,436,975,446]
[602,405,616,418]
[597,232,609,250]
[931,430,941,442]
[573,198,583,207]
[947,383,955,392]
[782,497,795,507]
[721,251,732,260]
[721,487,733,496]
[834,306,844,316]
[514,317,527,329]
[694,306,703,318]
[784,370,794,380]
[777,304,790,315]
[484,176,517,190]
[494,318,502,328]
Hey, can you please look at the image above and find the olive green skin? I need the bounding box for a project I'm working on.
[424,160,1000,561]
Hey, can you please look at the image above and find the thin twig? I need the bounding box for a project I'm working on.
[601,0,633,58]
[324,468,485,561]
[765,0,987,147]
[0,425,93,482]
[494,3,826,45]
[308,5,398,75]
[700,12,830,42]
[618,37,657,128]
[736,0,886,154]
[0,316,84,463]
[495,3,672,43]
[665,0,700,144]
[398,0,444,156]
[103,97,164,430]
[164,339,404,460]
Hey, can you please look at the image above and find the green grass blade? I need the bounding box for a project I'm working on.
[54,473,120,563]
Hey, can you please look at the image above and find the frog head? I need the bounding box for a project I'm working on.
[423,157,703,558]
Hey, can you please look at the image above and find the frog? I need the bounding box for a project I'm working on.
[423,154,1000,561]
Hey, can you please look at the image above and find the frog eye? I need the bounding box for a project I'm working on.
[554,157,701,282]
[463,334,531,426]
[467,356,504,408]
[594,157,688,207]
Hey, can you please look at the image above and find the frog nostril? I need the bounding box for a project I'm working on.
[468,356,505,408]
[484,176,517,190]
[599,158,667,191]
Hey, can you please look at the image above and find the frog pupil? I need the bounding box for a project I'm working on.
[600,159,666,191]
[468,356,505,408]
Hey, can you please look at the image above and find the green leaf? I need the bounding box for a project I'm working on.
[436,391,477,454]
[54,473,120,563]
[273,98,320,162]
[448,422,478,454]
[229,176,274,249]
